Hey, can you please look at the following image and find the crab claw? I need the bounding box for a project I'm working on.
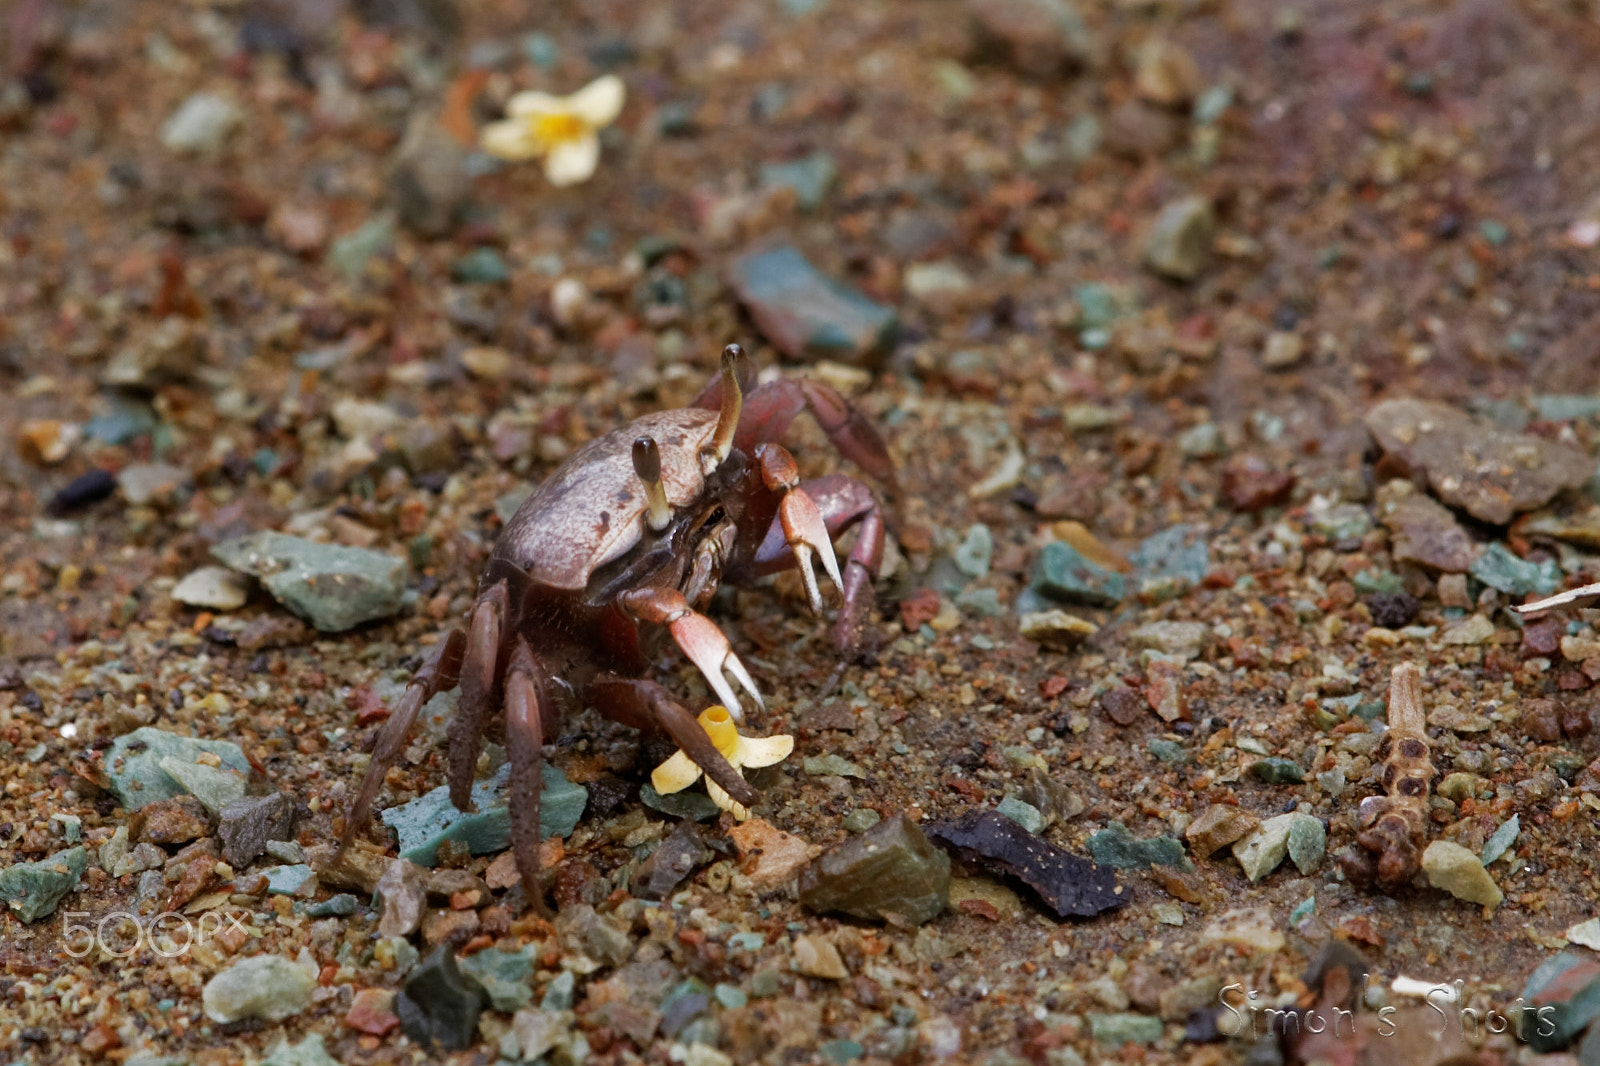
[670,610,763,722]
[779,487,843,614]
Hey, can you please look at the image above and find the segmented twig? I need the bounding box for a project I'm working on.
[1338,663,1435,890]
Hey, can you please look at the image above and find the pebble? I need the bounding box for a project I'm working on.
[995,796,1044,834]
[1086,822,1186,869]
[396,945,489,1051]
[202,954,316,1023]
[157,755,246,815]
[728,819,817,887]
[1377,486,1481,572]
[1031,541,1125,607]
[726,245,898,369]
[381,762,585,865]
[804,754,866,778]
[0,846,88,922]
[376,858,428,938]
[159,91,241,153]
[841,809,881,833]
[1248,757,1305,785]
[1469,542,1559,597]
[1421,841,1503,909]
[964,0,1095,78]
[792,934,849,980]
[1232,813,1294,882]
[47,468,118,515]
[305,893,357,917]
[104,727,251,811]
[1366,398,1592,524]
[1521,950,1600,1052]
[1285,813,1326,874]
[640,782,722,821]
[260,1034,340,1066]
[458,945,536,1011]
[116,462,191,507]
[513,1007,573,1061]
[1143,195,1215,281]
[330,215,396,281]
[1481,814,1519,865]
[217,793,295,867]
[346,988,401,1036]
[170,566,251,611]
[1176,421,1225,458]
[1133,37,1200,106]
[136,795,211,843]
[953,524,994,578]
[1260,331,1305,369]
[1128,621,1210,662]
[798,811,951,926]
[1439,614,1496,646]
[903,262,974,299]
[263,864,317,896]
[1088,1013,1164,1045]
[1131,524,1210,590]
[1567,918,1600,950]
[212,530,407,633]
[1307,496,1373,540]
[1018,609,1098,649]
[388,113,471,237]
[18,419,78,465]
[759,152,838,210]
[452,247,509,284]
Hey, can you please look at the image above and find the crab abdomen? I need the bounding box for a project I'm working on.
[495,408,720,590]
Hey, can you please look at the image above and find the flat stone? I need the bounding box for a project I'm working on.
[0,846,87,923]
[260,1034,340,1066]
[759,152,838,210]
[964,0,1095,78]
[1248,757,1305,785]
[1131,524,1210,590]
[217,793,295,867]
[1367,398,1592,525]
[376,858,428,938]
[513,1007,573,1061]
[1089,1013,1164,1046]
[995,797,1044,834]
[726,245,898,369]
[1378,489,1482,572]
[1143,195,1215,281]
[116,462,191,507]
[1440,614,1496,646]
[926,810,1126,919]
[1421,840,1503,909]
[1470,542,1559,597]
[1480,814,1519,865]
[640,782,722,821]
[202,954,316,1023]
[346,988,401,1036]
[134,795,211,844]
[1232,814,1294,883]
[396,945,489,1051]
[1031,541,1125,607]
[330,215,396,282]
[798,811,951,926]
[380,762,586,865]
[158,755,246,816]
[642,820,713,899]
[792,934,849,980]
[804,754,866,778]
[1128,621,1210,662]
[458,945,537,1011]
[213,530,407,633]
[263,864,316,896]
[305,893,357,917]
[1286,813,1326,874]
[1567,918,1600,950]
[159,91,241,153]
[171,565,250,611]
[1523,950,1600,1052]
[1018,609,1098,650]
[1086,822,1187,870]
[389,113,471,237]
[728,819,818,888]
[1185,805,1258,858]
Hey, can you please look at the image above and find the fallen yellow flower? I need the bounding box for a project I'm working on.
[652,706,793,820]
[480,73,625,186]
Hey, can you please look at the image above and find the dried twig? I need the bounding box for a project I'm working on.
[1510,580,1600,616]
[1338,663,1435,891]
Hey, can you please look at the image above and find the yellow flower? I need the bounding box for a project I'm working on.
[480,74,625,186]
[651,706,793,820]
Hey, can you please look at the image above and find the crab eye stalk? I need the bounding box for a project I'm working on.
[705,343,745,470]
[633,437,672,532]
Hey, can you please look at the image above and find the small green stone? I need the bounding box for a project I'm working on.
[450,247,509,284]
[640,783,722,822]
[804,754,866,778]
[458,945,536,1011]
[1481,814,1519,866]
[158,756,247,816]
[1470,543,1559,597]
[305,894,357,918]
[0,846,88,923]
[381,763,586,866]
[1286,813,1326,874]
[1089,1012,1164,1045]
[750,968,782,997]
[260,1033,341,1066]
[1031,541,1125,608]
[841,809,881,833]
[798,812,951,926]
[995,796,1044,834]
[1249,757,1306,784]
[1351,568,1406,595]
[820,1039,864,1064]
[713,983,747,1010]
[105,727,252,812]
[1146,738,1188,765]
[1086,823,1189,870]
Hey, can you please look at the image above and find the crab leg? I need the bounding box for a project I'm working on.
[755,443,843,614]
[618,587,763,721]
[505,639,552,914]
[447,581,509,812]
[337,626,467,859]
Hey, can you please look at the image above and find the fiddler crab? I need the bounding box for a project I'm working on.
[336,345,892,911]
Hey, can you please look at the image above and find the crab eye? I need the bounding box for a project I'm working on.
[633,437,672,532]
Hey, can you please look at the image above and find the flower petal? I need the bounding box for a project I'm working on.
[543,133,600,186]
[732,733,794,770]
[480,118,543,161]
[706,777,751,821]
[505,90,565,118]
[651,751,704,795]
[566,74,625,127]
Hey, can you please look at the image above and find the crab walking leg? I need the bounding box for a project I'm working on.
[589,675,760,809]
[447,581,509,812]
[755,443,844,613]
[337,626,468,859]
[504,639,552,915]
[618,587,763,722]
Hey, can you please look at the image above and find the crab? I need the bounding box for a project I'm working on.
[335,345,892,910]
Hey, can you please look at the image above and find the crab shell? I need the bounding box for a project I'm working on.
[495,408,724,591]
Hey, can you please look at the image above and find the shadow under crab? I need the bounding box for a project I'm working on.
[335,345,893,912]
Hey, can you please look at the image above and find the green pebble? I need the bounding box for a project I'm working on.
[820,1039,864,1064]
[1470,543,1558,597]
[640,783,722,822]
[458,945,536,1011]
[1351,569,1405,595]
[1086,823,1189,870]
[1249,757,1306,785]
[1147,738,1187,765]
[0,846,88,923]
[305,893,357,918]
[105,727,251,812]
[841,809,881,833]
[381,763,586,866]
[1286,813,1326,874]
[1031,541,1125,608]
[804,754,866,778]
[451,247,509,284]
[1089,1013,1164,1045]
[995,796,1044,834]
[714,983,748,1010]
[750,968,783,998]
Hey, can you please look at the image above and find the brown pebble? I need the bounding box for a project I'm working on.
[422,906,480,946]
[900,587,941,631]
[1522,617,1564,658]
[1523,699,1563,742]
[1100,686,1144,726]
[1150,864,1209,904]
[134,795,211,844]
[1220,454,1295,511]
[1185,804,1260,858]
